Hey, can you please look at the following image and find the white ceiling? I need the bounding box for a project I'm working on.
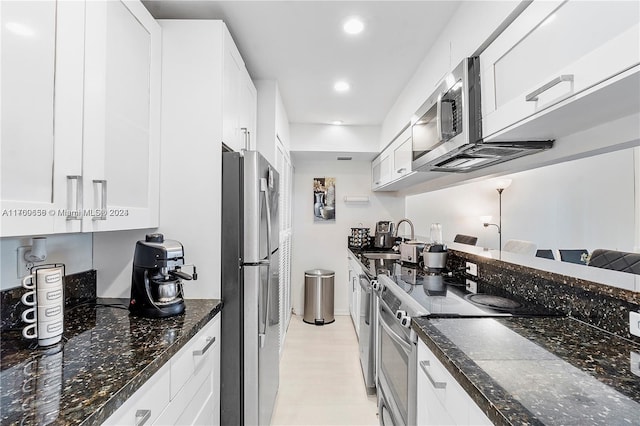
[142,1,461,126]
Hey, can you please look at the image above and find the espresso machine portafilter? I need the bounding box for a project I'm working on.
[129,233,197,318]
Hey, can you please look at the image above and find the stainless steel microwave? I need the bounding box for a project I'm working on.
[411,57,553,173]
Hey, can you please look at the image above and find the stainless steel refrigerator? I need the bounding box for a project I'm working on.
[221,150,280,426]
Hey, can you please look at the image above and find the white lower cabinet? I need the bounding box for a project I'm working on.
[104,316,221,425]
[416,338,492,426]
[347,251,361,337]
[102,363,170,426]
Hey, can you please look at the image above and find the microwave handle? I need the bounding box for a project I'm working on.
[435,93,444,144]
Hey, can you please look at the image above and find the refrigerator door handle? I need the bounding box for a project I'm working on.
[260,177,272,258]
[259,177,273,348]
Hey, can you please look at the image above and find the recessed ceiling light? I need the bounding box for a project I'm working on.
[332,120,343,125]
[343,18,364,35]
[334,81,350,92]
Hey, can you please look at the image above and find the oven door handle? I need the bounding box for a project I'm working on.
[379,314,412,354]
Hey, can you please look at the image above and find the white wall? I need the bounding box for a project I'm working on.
[406,147,638,253]
[92,229,156,298]
[290,123,380,154]
[1,233,93,290]
[291,160,404,316]
[380,1,522,147]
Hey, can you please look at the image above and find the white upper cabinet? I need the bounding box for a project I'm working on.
[83,0,161,232]
[0,0,160,237]
[222,30,257,153]
[482,0,640,140]
[392,129,413,180]
[371,152,392,190]
[1,1,84,236]
[372,126,415,191]
[239,70,258,151]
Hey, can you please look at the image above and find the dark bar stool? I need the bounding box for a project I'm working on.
[453,234,478,246]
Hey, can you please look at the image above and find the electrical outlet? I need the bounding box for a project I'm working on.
[466,279,477,293]
[16,246,33,279]
[466,261,478,277]
[630,311,640,338]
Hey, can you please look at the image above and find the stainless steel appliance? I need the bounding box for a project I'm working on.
[129,234,197,318]
[376,269,427,426]
[399,243,423,264]
[375,257,562,426]
[221,151,280,426]
[374,221,395,249]
[411,57,553,173]
[358,273,377,395]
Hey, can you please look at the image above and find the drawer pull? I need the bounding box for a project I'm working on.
[525,74,574,102]
[135,409,151,426]
[419,360,447,389]
[192,336,216,356]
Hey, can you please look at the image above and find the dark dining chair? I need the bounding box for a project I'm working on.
[588,249,640,275]
[453,234,478,246]
[558,249,589,265]
[535,249,555,260]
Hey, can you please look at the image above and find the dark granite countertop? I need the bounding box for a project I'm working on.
[0,298,222,425]
[412,316,640,425]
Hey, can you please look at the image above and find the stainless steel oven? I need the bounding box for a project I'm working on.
[376,277,426,426]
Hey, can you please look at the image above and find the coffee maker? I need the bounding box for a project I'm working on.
[374,221,395,249]
[129,233,197,318]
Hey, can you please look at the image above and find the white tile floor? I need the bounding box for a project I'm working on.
[271,315,379,426]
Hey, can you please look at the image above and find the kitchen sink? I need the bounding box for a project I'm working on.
[363,252,401,260]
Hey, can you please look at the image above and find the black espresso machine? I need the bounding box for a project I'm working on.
[129,233,197,318]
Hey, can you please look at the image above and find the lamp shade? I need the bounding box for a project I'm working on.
[495,178,512,190]
[480,215,492,224]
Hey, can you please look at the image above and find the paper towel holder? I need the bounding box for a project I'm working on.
[343,195,370,203]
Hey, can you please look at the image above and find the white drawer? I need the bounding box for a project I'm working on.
[103,363,170,426]
[170,316,220,399]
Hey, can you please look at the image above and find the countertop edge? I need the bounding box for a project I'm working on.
[412,321,524,426]
[81,300,223,426]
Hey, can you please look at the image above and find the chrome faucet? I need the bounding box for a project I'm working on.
[394,218,415,241]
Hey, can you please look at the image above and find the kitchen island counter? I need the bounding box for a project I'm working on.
[0,298,222,425]
[413,316,640,425]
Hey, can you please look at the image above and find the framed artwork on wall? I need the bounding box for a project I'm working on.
[313,177,335,222]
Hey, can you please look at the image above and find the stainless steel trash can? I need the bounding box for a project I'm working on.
[303,269,335,325]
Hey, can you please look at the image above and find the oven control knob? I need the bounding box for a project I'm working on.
[400,315,412,328]
[395,310,407,320]
[371,280,380,291]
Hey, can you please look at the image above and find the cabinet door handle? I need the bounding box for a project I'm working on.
[419,360,447,389]
[192,336,216,356]
[66,176,82,221]
[525,74,574,102]
[135,409,151,426]
[92,180,107,221]
[396,168,406,174]
[241,127,249,151]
